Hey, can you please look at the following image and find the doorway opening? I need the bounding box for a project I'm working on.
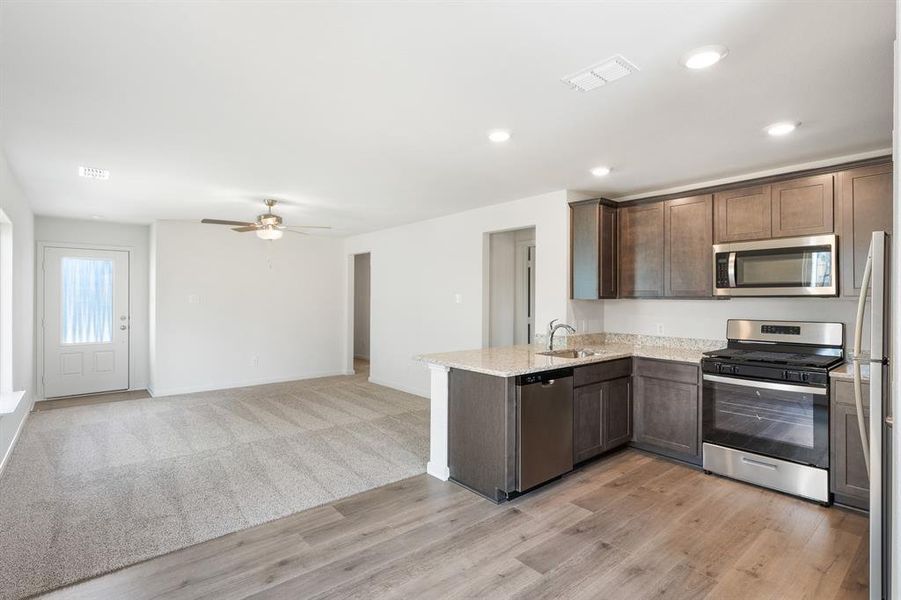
[488,227,536,347]
[353,252,371,377]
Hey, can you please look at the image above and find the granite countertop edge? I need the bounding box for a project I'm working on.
[828,359,871,383]
[415,339,716,378]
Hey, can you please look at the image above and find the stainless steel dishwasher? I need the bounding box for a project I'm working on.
[516,368,574,492]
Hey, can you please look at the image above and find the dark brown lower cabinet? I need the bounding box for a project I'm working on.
[573,376,631,463]
[831,379,870,510]
[632,359,701,464]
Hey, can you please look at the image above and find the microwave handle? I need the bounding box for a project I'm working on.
[728,252,737,287]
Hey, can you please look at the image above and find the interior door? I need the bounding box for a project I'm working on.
[43,247,129,398]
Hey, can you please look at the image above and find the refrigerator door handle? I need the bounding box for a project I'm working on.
[852,239,874,475]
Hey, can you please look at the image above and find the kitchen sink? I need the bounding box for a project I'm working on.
[537,348,597,359]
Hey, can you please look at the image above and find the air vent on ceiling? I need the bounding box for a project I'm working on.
[562,55,639,92]
[78,166,110,180]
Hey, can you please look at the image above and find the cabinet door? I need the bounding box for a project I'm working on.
[831,379,871,509]
[599,206,618,298]
[571,202,617,299]
[714,185,772,243]
[664,195,713,297]
[619,202,665,297]
[831,402,870,509]
[633,376,699,458]
[571,201,600,300]
[839,163,893,297]
[602,377,631,450]
[573,383,603,462]
[771,174,834,238]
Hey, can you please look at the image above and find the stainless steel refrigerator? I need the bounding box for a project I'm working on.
[852,230,893,599]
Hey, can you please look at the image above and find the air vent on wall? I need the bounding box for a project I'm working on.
[562,55,639,92]
[78,166,110,180]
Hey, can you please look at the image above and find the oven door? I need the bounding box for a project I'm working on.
[702,374,829,468]
[713,234,837,297]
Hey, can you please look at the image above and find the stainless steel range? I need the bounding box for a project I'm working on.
[701,319,845,504]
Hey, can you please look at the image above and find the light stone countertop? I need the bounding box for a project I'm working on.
[415,333,724,378]
[829,360,871,383]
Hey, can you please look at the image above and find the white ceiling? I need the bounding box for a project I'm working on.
[0,1,894,234]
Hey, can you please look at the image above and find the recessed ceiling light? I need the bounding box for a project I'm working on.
[681,45,729,70]
[78,166,110,180]
[766,121,799,136]
[90,215,105,220]
[590,166,611,177]
[488,130,511,143]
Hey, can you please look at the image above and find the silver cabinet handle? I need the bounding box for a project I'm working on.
[887,416,894,428]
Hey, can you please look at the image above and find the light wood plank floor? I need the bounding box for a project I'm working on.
[42,449,868,600]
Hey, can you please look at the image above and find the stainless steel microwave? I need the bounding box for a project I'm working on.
[712,234,838,297]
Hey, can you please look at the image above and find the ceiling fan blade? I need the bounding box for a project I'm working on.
[231,226,259,232]
[283,225,332,230]
[202,219,254,227]
[279,228,308,235]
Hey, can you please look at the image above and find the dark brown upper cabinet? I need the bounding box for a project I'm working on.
[771,174,834,238]
[838,163,893,297]
[664,195,713,297]
[619,202,665,298]
[714,185,772,243]
[570,200,617,299]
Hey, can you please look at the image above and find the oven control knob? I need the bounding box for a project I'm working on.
[785,371,801,382]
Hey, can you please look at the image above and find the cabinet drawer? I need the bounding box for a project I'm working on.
[574,358,632,387]
[632,357,698,385]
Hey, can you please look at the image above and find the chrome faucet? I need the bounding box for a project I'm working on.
[547,319,576,351]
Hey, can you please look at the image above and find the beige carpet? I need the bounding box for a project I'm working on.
[0,367,428,600]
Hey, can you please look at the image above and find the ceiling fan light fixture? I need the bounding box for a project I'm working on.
[256,226,283,240]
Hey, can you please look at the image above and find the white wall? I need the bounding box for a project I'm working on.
[593,297,864,346]
[149,221,345,396]
[0,151,34,471]
[343,190,572,397]
[34,217,150,392]
[353,252,370,360]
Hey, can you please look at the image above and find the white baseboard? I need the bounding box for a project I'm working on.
[367,376,429,399]
[427,461,450,481]
[0,391,32,477]
[147,370,353,398]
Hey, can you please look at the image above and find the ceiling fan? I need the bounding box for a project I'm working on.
[201,199,330,240]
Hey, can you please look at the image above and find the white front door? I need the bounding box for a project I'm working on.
[43,247,129,398]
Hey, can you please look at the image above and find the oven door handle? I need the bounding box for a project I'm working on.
[702,374,827,396]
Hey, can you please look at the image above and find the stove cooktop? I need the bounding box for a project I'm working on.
[702,348,844,370]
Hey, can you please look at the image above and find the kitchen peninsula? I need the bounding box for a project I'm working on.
[417,333,722,501]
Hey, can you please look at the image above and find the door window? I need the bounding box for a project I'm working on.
[60,257,114,344]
